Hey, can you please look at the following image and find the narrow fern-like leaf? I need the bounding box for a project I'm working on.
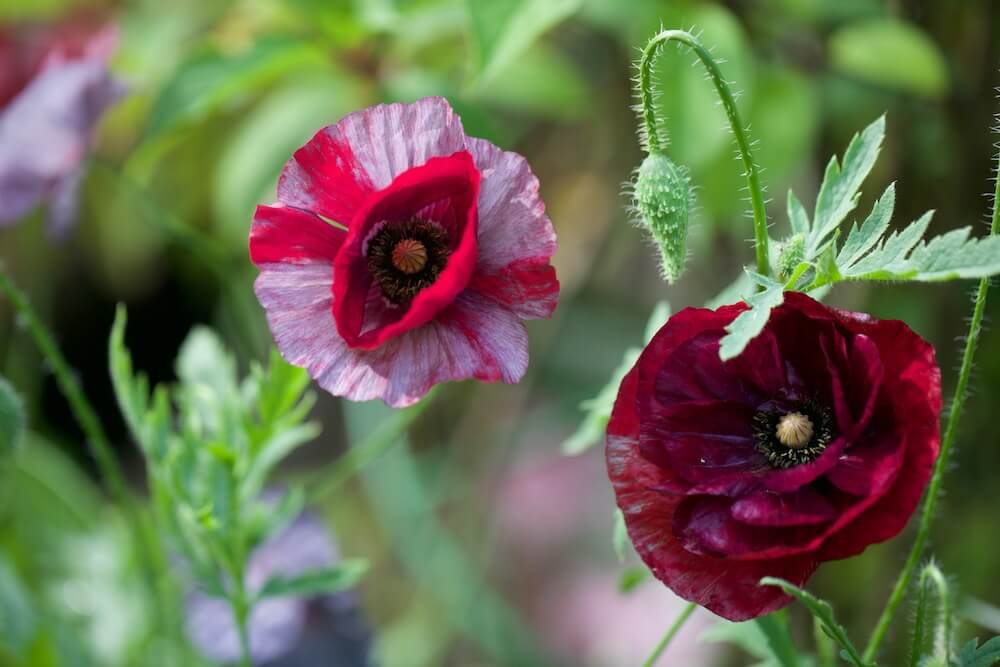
[719,273,785,361]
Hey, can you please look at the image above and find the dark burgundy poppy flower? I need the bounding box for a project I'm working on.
[606,292,940,621]
[0,23,124,235]
[251,97,559,407]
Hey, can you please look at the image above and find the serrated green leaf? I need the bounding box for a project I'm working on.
[0,376,25,454]
[258,559,369,600]
[837,183,896,268]
[760,577,865,667]
[809,115,885,255]
[956,637,1000,667]
[466,0,580,86]
[830,19,948,98]
[243,422,321,499]
[844,219,1000,282]
[788,190,811,236]
[719,273,785,361]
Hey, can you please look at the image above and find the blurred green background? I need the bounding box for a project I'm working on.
[2,0,1000,665]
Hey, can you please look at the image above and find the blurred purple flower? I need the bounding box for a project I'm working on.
[186,512,371,666]
[0,24,124,236]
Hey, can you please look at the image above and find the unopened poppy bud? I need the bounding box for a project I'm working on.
[633,151,690,284]
[777,233,805,281]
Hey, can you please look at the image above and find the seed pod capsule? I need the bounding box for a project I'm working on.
[633,151,691,284]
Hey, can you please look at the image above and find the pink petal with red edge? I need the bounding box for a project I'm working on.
[255,263,527,407]
[277,96,466,224]
[465,136,559,320]
[332,151,480,350]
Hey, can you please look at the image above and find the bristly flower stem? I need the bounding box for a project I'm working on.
[862,139,1000,664]
[642,601,696,667]
[637,29,770,278]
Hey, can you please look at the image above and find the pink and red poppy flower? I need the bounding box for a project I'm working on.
[606,292,941,621]
[250,97,558,407]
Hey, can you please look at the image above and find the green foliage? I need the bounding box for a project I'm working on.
[760,578,865,667]
[0,377,25,455]
[633,152,691,283]
[109,305,348,660]
[257,560,369,600]
[145,35,326,139]
[829,19,949,98]
[702,616,816,667]
[720,114,1000,360]
[562,302,670,455]
[0,556,35,658]
[465,0,580,86]
[719,272,785,361]
[955,638,1000,667]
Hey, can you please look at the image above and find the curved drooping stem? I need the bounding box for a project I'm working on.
[862,144,1000,664]
[637,29,770,278]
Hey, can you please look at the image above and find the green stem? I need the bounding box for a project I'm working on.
[862,149,1000,664]
[637,29,770,278]
[642,602,696,667]
[815,616,837,667]
[232,586,253,667]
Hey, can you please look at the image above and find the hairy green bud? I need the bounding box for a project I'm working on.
[777,233,806,281]
[633,151,690,284]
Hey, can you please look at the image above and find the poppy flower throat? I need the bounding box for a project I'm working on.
[366,218,451,304]
[752,398,835,468]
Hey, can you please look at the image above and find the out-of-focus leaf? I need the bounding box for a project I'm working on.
[760,577,864,666]
[474,43,590,119]
[257,560,369,600]
[213,74,368,245]
[0,377,26,454]
[830,19,949,98]
[562,302,670,454]
[0,557,35,656]
[144,35,326,140]
[612,508,628,561]
[466,0,580,85]
[617,566,649,594]
[176,326,236,397]
[702,616,816,667]
[11,435,102,531]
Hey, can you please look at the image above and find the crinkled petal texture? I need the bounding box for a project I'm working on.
[250,97,558,407]
[606,292,941,621]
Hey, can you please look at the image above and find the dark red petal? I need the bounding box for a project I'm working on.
[825,431,903,496]
[731,488,839,527]
[844,334,883,435]
[332,151,480,350]
[640,400,764,484]
[249,205,346,265]
[675,495,825,557]
[607,366,817,621]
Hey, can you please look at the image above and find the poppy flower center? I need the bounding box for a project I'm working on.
[752,399,834,468]
[366,219,450,304]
